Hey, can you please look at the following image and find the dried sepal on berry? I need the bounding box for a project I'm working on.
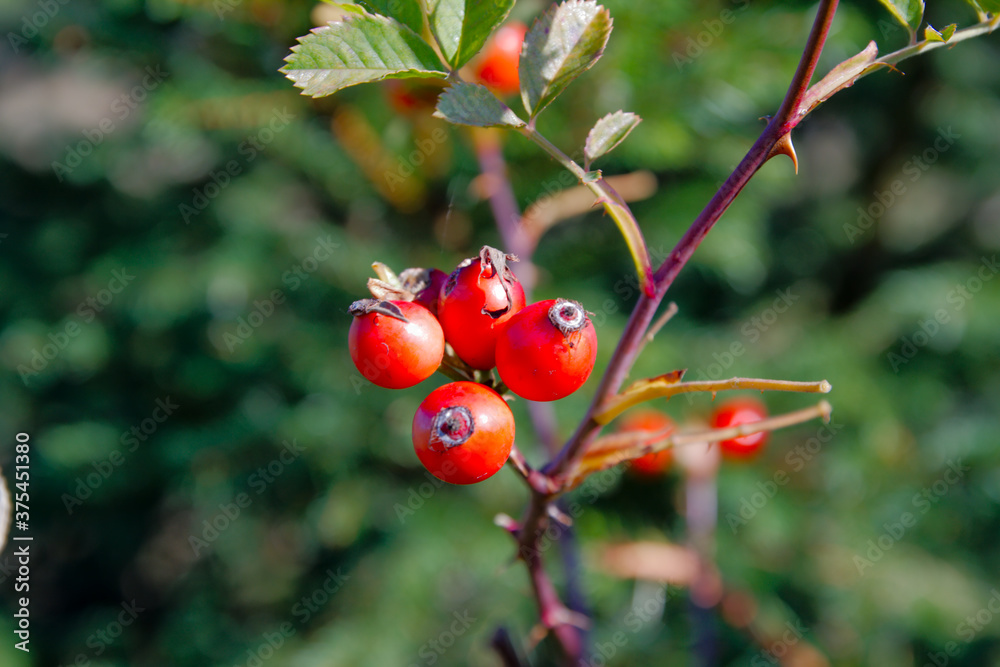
[365,262,448,307]
[349,298,410,323]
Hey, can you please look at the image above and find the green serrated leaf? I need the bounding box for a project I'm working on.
[584,111,641,167]
[355,0,424,35]
[426,0,517,69]
[941,23,958,40]
[433,82,526,128]
[877,0,925,37]
[281,5,447,99]
[520,0,613,119]
[973,0,1000,14]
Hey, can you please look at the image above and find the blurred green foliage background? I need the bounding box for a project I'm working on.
[0,0,999,665]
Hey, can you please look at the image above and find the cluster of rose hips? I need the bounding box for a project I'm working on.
[349,246,597,485]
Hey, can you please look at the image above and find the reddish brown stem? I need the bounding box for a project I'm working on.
[518,4,841,660]
[548,0,840,476]
[527,543,583,659]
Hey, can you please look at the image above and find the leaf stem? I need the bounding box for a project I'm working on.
[634,301,678,361]
[874,14,1000,69]
[515,125,655,296]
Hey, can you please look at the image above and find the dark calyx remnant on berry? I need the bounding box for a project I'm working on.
[548,299,588,336]
[348,298,410,323]
[430,406,475,450]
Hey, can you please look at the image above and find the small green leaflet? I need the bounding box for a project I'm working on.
[876,0,924,39]
[425,0,517,69]
[281,5,446,98]
[434,82,526,128]
[584,111,641,168]
[923,24,957,42]
[519,0,613,119]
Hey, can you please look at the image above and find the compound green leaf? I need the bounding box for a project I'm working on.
[425,0,517,69]
[433,82,526,128]
[282,5,446,98]
[520,0,612,119]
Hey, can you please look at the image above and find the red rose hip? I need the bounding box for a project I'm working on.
[437,247,525,370]
[495,298,597,402]
[348,299,444,389]
[412,381,515,484]
[474,22,527,96]
[711,397,769,458]
[619,410,675,476]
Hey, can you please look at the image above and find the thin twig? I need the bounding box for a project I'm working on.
[876,14,1000,69]
[595,377,832,425]
[568,400,833,485]
[508,445,559,495]
[587,400,833,459]
[634,301,678,360]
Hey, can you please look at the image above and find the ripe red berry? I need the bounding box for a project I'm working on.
[495,298,597,402]
[412,381,515,484]
[474,22,527,96]
[348,299,444,389]
[618,410,675,476]
[437,247,525,370]
[711,398,769,458]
